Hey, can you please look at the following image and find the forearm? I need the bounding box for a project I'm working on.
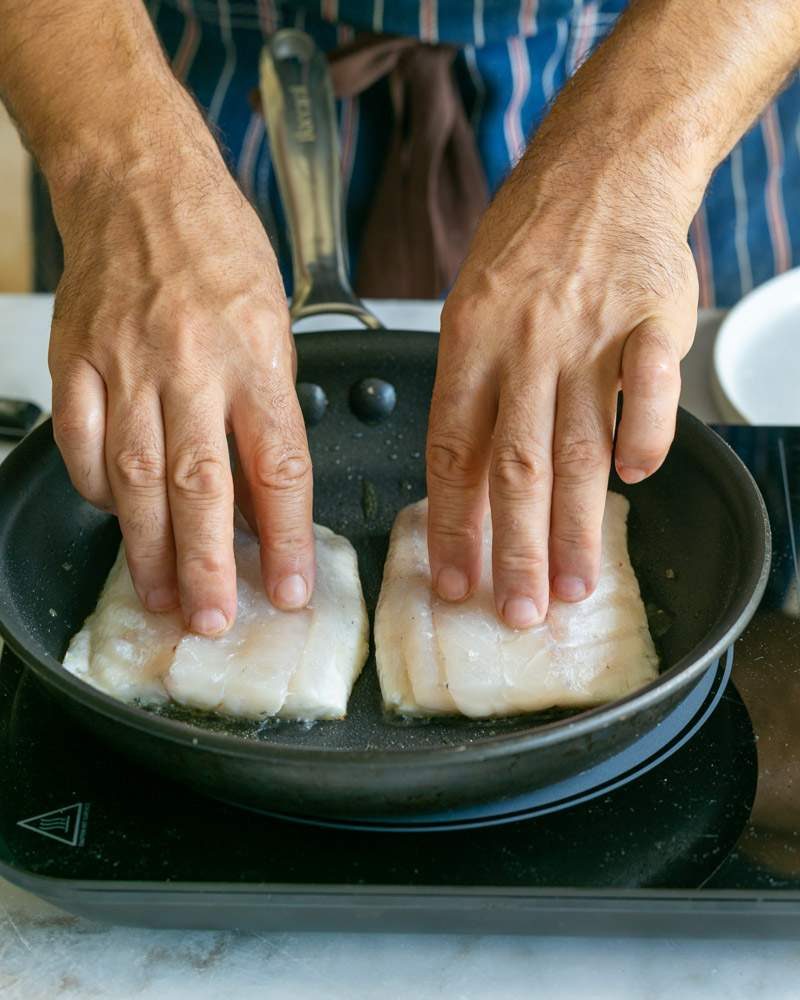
[0,1,219,198]
[527,0,800,224]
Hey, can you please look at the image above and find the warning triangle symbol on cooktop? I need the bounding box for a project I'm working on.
[17,803,85,847]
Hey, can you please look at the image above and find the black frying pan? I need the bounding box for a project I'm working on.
[0,31,770,821]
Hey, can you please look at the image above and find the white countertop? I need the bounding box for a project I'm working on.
[4,295,797,1000]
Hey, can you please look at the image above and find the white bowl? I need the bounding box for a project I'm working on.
[712,267,800,424]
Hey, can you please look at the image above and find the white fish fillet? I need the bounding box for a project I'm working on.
[374,503,452,714]
[376,492,659,718]
[63,521,369,721]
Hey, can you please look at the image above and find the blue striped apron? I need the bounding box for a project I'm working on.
[36,0,800,307]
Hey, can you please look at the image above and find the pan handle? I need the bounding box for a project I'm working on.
[259,30,383,330]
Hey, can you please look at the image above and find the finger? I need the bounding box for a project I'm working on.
[549,362,618,602]
[615,318,682,484]
[105,390,178,614]
[426,334,496,603]
[489,372,557,629]
[51,359,114,511]
[164,387,236,636]
[232,378,315,611]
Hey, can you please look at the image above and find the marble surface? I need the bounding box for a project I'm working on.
[4,295,793,1000]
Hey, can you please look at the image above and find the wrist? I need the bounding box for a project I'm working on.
[526,0,772,234]
[40,80,224,213]
[533,80,712,235]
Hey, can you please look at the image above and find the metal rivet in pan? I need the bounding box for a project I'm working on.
[296,383,328,426]
[349,378,397,423]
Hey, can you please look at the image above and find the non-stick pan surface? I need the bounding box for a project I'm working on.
[0,327,770,818]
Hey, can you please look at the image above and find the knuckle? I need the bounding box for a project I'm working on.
[126,539,172,569]
[427,433,483,488]
[260,532,312,556]
[170,308,204,344]
[170,450,229,501]
[252,443,311,494]
[553,437,607,481]
[179,551,229,579]
[428,515,482,549]
[440,291,492,349]
[440,293,471,335]
[490,442,549,496]
[627,352,677,399]
[52,412,86,453]
[113,447,165,491]
[52,403,101,452]
[552,523,598,552]
[493,544,548,577]
[260,358,295,394]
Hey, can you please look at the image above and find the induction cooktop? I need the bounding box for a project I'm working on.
[1,426,800,938]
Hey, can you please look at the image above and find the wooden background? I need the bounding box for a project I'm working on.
[0,106,31,293]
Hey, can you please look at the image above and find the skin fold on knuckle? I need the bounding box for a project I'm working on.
[112,446,166,493]
[626,344,679,401]
[552,436,608,485]
[426,433,484,490]
[50,355,105,428]
[259,531,314,561]
[177,549,232,583]
[251,442,312,496]
[550,520,598,554]
[236,311,293,367]
[126,537,174,572]
[169,449,231,504]
[493,542,548,581]
[234,356,296,408]
[490,441,549,500]
[52,398,101,451]
[428,516,482,556]
[156,308,212,368]
[439,290,476,340]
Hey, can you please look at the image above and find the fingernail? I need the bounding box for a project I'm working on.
[553,575,587,601]
[502,597,539,629]
[146,587,180,613]
[436,566,469,601]
[275,574,308,610]
[617,463,647,484]
[190,608,228,636]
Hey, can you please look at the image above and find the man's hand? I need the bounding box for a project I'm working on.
[48,152,313,635]
[1,1,313,634]
[428,145,697,629]
[427,0,800,629]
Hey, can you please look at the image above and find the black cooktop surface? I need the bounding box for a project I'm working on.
[1,426,800,937]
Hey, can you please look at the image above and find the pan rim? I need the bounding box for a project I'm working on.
[0,406,771,769]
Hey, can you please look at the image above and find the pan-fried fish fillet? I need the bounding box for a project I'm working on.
[63,521,369,721]
[375,493,658,718]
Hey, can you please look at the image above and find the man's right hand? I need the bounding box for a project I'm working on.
[48,143,313,636]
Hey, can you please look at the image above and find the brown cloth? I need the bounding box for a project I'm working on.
[328,35,489,299]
